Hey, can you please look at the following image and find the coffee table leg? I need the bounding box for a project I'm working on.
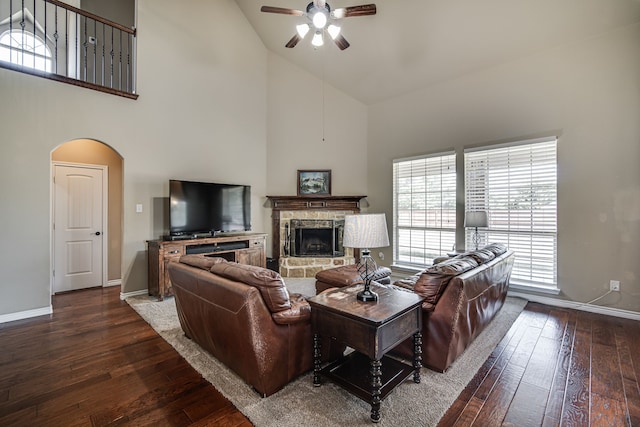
[413,331,422,383]
[370,358,382,422]
[313,333,321,387]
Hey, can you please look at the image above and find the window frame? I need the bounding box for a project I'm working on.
[464,136,558,291]
[0,29,52,73]
[392,151,457,269]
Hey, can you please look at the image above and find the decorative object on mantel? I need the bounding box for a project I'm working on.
[464,211,489,250]
[260,1,377,50]
[297,169,331,196]
[343,213,390,302]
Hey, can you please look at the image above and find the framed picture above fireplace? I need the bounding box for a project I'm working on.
[297,170,331,196]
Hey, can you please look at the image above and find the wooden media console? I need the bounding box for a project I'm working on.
[147,233,267,300]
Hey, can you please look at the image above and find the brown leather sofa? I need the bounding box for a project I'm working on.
[391,243,515,372]
[168,255,343,397]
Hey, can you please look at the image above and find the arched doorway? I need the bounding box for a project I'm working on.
[51,139,123,293]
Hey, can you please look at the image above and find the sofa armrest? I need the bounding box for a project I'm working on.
[272,294,311,325]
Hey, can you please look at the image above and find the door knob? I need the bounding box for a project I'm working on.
[94,231,101,236]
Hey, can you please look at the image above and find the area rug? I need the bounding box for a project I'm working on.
[127,279,526,426]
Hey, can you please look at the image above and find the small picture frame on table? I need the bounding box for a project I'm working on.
[297,170,331,196]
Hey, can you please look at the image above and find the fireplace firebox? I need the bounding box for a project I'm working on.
[289,219,344,257]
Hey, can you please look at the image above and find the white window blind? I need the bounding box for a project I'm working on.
[465,137,558,289]
[393,152,456,267]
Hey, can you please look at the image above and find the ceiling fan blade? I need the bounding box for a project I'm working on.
[285,33,302,48]
[333,34,350,50]
[332,4,377,19]
[260,6,305,16]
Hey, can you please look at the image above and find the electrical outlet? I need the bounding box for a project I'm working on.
[610,280,620,292]
[378,251,385,260]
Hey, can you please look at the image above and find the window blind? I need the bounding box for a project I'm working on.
[465,137,558,289]
[393,152,456,267]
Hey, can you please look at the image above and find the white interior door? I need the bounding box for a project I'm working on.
[53,164,105,293]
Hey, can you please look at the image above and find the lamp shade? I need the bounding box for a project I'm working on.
[464,211,488,228]
[343,213,390,249]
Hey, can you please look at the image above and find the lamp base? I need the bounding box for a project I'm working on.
[357,289,378,302]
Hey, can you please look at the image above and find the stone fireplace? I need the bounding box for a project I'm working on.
[266,195,365,278]
[289,219,344,258]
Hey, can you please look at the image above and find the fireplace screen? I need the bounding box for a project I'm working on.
[288,219,344,257]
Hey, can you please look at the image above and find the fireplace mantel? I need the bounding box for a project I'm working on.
[266,195,366,276]
[266,195,366,211]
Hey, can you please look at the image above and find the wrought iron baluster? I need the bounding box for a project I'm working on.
[33,0,36,69]
[21,0,25,67]
[74,12,78,78]
[44,0,47,72]
[110,26,113,88]
[131,29,136,93]
[119,29,122,91]
[101,23,105,86]
[126,34,130,93]
[54,4,58,74]
[83,14,87,81]
[65,5,68,76]
[9,0,12,61]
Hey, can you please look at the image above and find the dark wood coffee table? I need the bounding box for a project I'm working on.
[308,282,425,423]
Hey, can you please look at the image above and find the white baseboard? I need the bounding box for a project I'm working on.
[508,290,640,321]
[105,279,121,287]
[120,289,149,301]
[0,305,53,324]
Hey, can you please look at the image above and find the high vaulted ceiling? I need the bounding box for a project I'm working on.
[235,0,640,105]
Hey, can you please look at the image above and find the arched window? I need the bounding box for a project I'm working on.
[0,29,52,72]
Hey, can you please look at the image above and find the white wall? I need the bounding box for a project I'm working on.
[0,0,268,315]
[368,24,640,312]
[265,52,369,255]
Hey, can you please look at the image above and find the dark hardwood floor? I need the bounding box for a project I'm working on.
[1,287,638,426]
[438,301,640,427]
[0,287,251,426]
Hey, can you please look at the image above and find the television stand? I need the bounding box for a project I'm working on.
[147,233,267,300]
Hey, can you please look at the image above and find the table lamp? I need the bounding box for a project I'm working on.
[343,213,390,302]
[464,211,488,250]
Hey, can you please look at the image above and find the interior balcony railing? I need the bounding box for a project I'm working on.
[0,0,137,99]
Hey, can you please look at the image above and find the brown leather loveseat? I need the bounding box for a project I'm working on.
[392,243,515,372]
[168,255,343,397]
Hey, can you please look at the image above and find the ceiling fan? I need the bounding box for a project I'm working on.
[260,1,376,50]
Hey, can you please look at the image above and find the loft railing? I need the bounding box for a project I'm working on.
[0,0,137,99]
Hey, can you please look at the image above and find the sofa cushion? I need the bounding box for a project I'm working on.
[483,243,508,256]
[179,254,228,270]
[426,256,478,276]
[413,273,454,307]
[210,262,291,313]
[464,248,496,264]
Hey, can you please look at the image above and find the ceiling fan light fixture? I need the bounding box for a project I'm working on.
[331,9,345,19]
[327,24,340,39]
[312,10,327,29]
[311,31,324,46]
[296,23,310,37]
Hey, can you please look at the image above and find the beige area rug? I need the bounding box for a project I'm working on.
[127,279,526,427]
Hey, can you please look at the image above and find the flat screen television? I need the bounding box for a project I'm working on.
[169,180,251,236]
